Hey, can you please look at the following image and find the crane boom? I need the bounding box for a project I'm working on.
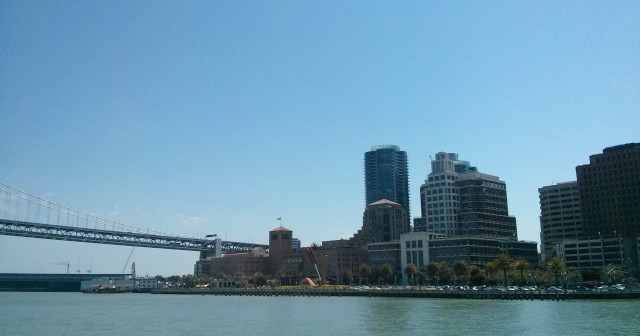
[122,247,135,274]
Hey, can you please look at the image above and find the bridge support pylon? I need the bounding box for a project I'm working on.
[199,237,222,259]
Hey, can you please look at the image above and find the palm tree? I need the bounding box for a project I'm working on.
[546,257,564,286]
[404,263,418,286]
[468,265,485,286]
[452,260,468,286]
[341,270,353,286]
[426,262,440,285]
[275,270,286,286]
[438,261,451,285]
[380,263,393,286]
[359,263,371,286]
[495,254,512,285]
[512,259,530,285]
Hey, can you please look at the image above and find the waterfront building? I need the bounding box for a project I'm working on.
[136,277,159,289]
[538,181,582,257]
[194,227,289,277]
[400,232,430,285]
[269,226,293,275]
[0,273,131,292]
[194,246,270,277]
[352,199,409,244]
[281,243,369,285]
[364,145,410,222]
[367,241,402,283]
[80,275,135,292]
[417,152,518,240]
[576,143,640,238]
[429,237,538,267]
[540,143,640,276]
[556,236,640,272]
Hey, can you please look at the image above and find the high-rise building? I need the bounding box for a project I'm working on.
[538,181,582,255]
[418,152,517,240]
[364,145,410,222]
[576,143,640,238]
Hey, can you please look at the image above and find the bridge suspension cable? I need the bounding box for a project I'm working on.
[0,181,194,239]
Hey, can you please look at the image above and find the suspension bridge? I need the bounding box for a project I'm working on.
[0,182,268,259]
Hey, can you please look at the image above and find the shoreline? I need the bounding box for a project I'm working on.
[149,287,640,300]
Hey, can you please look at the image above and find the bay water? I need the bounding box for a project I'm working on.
[1,292,638,335]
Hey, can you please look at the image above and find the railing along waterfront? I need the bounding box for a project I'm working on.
[150,287,640,300]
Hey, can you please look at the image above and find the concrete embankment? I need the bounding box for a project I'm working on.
[150,288,640,300]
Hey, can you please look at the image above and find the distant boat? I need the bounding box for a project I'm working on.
[82,285,126,294]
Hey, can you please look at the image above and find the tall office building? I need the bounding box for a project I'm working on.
[364,145,410,222]
[418,152,518,240]
[457,171,517,239]
[538,181,582,254]
[576,143,640,238]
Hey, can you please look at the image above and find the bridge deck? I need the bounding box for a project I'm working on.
[0,219,267,254]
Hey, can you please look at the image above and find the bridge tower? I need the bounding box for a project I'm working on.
[199,237,222,259]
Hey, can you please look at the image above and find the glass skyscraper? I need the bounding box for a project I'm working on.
[364,145,410,222]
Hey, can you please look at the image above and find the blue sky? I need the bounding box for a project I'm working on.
[1,1,638,276]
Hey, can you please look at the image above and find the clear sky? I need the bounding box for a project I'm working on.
[1,1,638,276]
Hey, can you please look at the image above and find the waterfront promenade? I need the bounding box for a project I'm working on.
[150,287,640,300]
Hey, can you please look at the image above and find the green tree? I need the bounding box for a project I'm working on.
[275,270,286,286]
[468,265,485,286]
[512,259,530,285]
[495,254,512,285]
[404,263,418,286]
[426,262,441,285]
[417,269,428,287]
[546,256,564,286]
[252,272,267,287]
[452,260,469,285]
[167,275,181,287]
[438,261,451,285]
[359,263,371,286]
[340,270,353,286]
[380,263,393,286]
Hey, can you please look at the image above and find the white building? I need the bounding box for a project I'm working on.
[539,181,582,258]
[80,275,135,292]
[400,232,430,285]
[136,277,159,289]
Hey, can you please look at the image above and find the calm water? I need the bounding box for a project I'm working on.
[0,292,638,335]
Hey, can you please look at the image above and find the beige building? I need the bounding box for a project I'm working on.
[352,199,409,244]
[194,226,293,278]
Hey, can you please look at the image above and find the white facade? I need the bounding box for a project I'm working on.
[539,181,582,257]
[422,152,477,236]
[80,276,135,291]
[400,232,430,285]
[136,278,159,289]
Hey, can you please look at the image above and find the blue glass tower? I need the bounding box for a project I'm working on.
[364,145,410,224]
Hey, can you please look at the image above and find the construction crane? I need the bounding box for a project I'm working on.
[50,261,70,274]
[122,247,135,274]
